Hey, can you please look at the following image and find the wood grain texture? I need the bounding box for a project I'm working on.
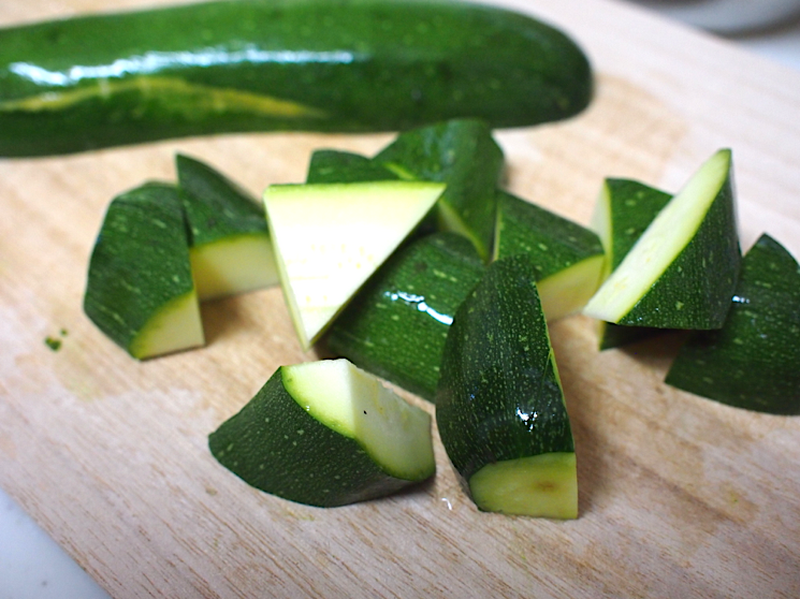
[1,0,799,597]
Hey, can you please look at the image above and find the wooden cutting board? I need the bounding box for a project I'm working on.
[2,0,799,597]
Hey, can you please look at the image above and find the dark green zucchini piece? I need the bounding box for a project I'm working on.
[494,190,604,321]
[83,182,204,359]
[306,150,399,184]
[435,255,577,518]
[209,359,435,507]
[176,154,278,300]
[665,234,800,414]
[0,0,592,157]
[593,178,673,349]
[584,149,741,330]
[325,232,485,402]
[374,118,504,261]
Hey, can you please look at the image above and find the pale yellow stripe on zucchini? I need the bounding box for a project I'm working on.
[0,76,327,119]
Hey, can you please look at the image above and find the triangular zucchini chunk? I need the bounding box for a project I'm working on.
[591,178,674,349]
[177,154,278,301]
[435,254,577,518]
[665,234,800,414]
[209,358,435,507]
[493,190,605,321]
[83,182,204,359]
[263,180,445,349]
[583,149,741,329]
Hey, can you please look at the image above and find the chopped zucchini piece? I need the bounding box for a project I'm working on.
[436,255,577,518]
[325,232,485,402]
[209,359,435,507]
[584,149,741,329]
[83,182,204,359]
[263,181,445,349]
[592,178,673,349]
[665,234,800,414]
[494,191,605,320]
[374,119,504,261]
[306,150,399,184]
[177,153,278,300]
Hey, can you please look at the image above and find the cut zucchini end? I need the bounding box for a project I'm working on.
[538,254,605,321]
[583,149,733,324]
[129,289,204,359]
[264,181,446,349]
[282,359,435,482]
[468,452,578,519]
[190,233,279,301]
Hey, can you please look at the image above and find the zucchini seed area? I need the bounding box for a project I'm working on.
[469,452,577,519]
[282,360,434,480]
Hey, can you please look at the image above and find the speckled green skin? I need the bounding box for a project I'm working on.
[374,118,505,261]
[494,190,603,278]
[306,150,399,184]
[176,154,267,247]
[666,235,800,414]
[209,366,428,507]
[598,179,672,350]
[435,255,574,486]
[83,182,194,357]
[325,232,484,402]
[618,168,740,329]
[0,0,593,156]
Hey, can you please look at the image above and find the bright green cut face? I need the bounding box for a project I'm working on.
[129,289,204,359]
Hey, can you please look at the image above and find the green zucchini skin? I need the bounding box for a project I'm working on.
[176,153,267,247]
[324,232,485,402]
[209,365,431,507]
[83,182,199,358]
[665,234,800,415]
[435,255,574,495]
[596,179,673,350]
[306,150,400,184]
[0,0,593,157]
[375,118,504,261]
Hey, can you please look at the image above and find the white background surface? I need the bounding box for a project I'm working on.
[1,3,799,598]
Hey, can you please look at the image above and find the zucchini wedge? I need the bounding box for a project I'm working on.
[374,119,504,261]
[83,182,204,359]
[591,178,673,349]
[263,180,445,350]
[435,255,577,518]
[325,232,485,402]
[494,191,605,321]
[583,149,741,329]
[0,0,592,157]
[665,234,800,414]
[209,359,435,507]
[177,154,278,301]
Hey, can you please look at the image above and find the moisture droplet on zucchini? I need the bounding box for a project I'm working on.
[592,178,673,349]
[325,232,485,403]
[177,154,278,301]
[83,182,204,359]
[435,255,577,518]
[263,180,445,350]
[374,119,505,261]
[493,190,605,321]
[583,149,741,330]
[208,358,435,507]
[0,0,592,157]
[665,234,800,414]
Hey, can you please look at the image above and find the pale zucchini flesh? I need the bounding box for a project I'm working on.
[190,234,278,301]
[264,181,445,349]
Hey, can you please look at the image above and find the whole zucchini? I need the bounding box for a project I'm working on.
[0,0,592,156]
